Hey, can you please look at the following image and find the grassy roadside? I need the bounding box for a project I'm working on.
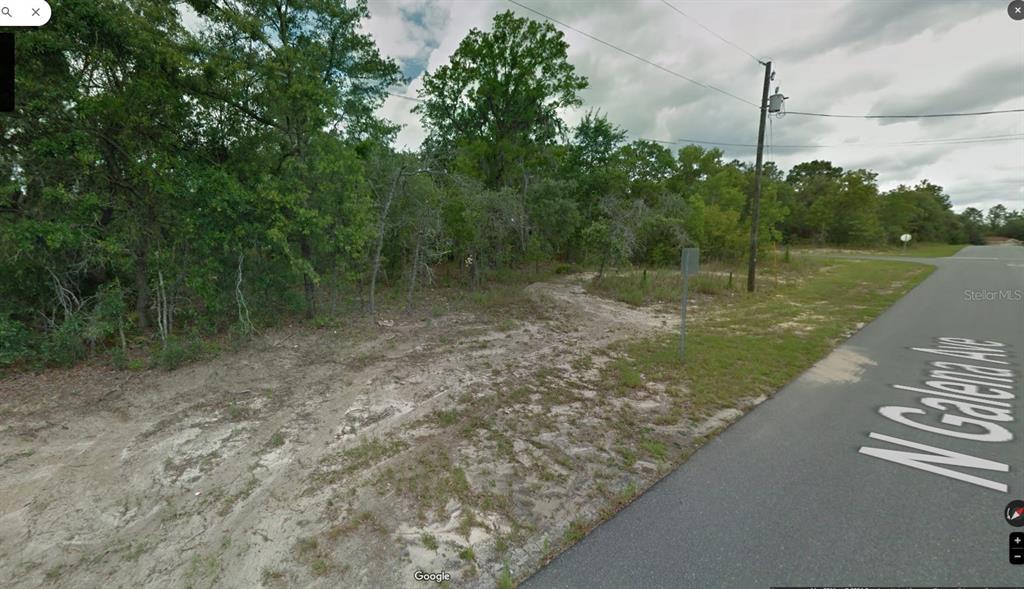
[792,242,965,258]
[596,259,934,423]
[0,257,937,589]
[877,243,965,257]
[438,257,934,583]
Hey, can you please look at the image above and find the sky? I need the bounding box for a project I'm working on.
[362,0,1024,213]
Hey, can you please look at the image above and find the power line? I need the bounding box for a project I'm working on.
[384,88,1022,150]
[506,0,758,109]
[385,90,424,103]
[672,133,1024,150]
[659,0,763,66]
[787,108,1024,119]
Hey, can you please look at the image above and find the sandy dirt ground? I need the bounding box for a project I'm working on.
[0,274,757,588]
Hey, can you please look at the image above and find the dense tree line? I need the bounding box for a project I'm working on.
[0,4,1016,367]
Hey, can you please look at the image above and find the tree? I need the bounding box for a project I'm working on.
[415,10,588,189]
[783,160,843,243]
[987,204,1009,231]
[880,181,959,244]
[618,140,676,205]
[585,196,647,278]
[564,111,628,252]
[958,207,986,244]
[186,0,401,317]
[2,0,195,338]
[833,170,883,245]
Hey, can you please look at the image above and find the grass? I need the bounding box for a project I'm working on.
[268,431,285,448]
[421,533,439,551]
[639,438,668,461]
[498,562,515,589]
[313,437,409,486]
[876,243,965,257]
[587,254,815,307]
[599,259,933,417]
[218,475,259,516]
[434,408,460,426]
[588,270,686,306]
[793,242,965,258]
[563,519,587,543]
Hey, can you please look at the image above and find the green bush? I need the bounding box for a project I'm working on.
[152,336,203,371]
[85,282,128,350]
[40,317,88,367]
[0,315,33,367]
[109,347,129,370]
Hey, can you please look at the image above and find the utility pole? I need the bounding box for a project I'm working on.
[746,60,772,292]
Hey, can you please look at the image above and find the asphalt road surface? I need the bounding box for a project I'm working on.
[524,245,1024,588]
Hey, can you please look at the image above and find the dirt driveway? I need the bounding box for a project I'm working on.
[0,275,741,588]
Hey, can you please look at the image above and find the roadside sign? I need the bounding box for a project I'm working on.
[680,247,699,363]
[900,233,912,243]
[682,248,699,276]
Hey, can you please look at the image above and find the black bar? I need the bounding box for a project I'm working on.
[0,33,13,112]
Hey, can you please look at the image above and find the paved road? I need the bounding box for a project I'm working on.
[524,245,1024,588]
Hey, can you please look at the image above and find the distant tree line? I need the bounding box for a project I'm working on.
[0,3,1016,367]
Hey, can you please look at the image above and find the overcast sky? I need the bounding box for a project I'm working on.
[363,0,1024,213]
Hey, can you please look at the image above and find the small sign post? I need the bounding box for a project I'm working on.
[900,233,912,250]
[679,247,699,363]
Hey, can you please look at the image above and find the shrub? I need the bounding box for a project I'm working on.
[0,314,32,367]
[40,316,87,367]
[153,336,203,371]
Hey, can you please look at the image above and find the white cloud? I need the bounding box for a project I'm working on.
[365,0,1024,212]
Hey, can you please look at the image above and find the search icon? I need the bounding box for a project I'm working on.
[0,2,49,26]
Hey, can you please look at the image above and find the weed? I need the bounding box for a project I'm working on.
[123,541,149,562]
[458,508,477,539]
[570,355,593,371]
[495,536,509,555]
[219,475,258,516]
[639,438,667,460]
[152,336,204,371]
[296,537,318,555]
[607,358,642,392]
[497,562,514,589]
[311,559,329,576]
[615,446,637,467]
[618,481,638,505]
[435,409,459,426]
[564,519,587,543]
[421,533,439,551]
[261,568,286,585]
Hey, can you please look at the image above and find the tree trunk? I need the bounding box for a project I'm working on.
[369,233,384,317]
[405,232,422,314]
[519,168,529,254]
[134,243,149,331]
[598,244,609,279]
[300,237,316,318]
[369,167,404,318]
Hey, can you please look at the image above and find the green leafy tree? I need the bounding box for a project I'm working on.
[416,10,588,189]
